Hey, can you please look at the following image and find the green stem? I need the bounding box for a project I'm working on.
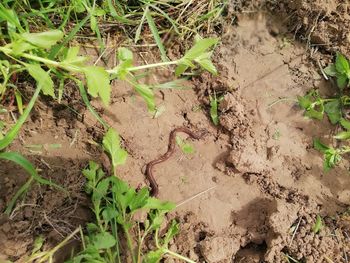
[124,60,178,72]
[123,225,137,263]
[164,249,196,263]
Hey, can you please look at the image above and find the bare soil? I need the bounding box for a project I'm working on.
[1,1,350,263]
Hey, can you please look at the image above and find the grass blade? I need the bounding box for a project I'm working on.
[4,177,33,215]
[0,85,41,151]
[48,15,90,59]
[76,79,109,129]
[0,152,68,214]
[145,8,169,62]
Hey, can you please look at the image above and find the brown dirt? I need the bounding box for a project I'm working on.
[1,2,350,263]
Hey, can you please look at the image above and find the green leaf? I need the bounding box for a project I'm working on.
[143,249,164,263]
[183,38,219,60]
[145,9,169,62]
[305,107,324,120]
[92,178,110,204]
[175,63,189,77]
[340,118,350,130]
[336,74,348,89]
[324,149,341,171]
[312,215,323,234]
[144,198,175,211]
[195,51,217,74]
[113,47,133,80]
[297,95,311,109]
[313,138,329,153]
[163,220,180,246]
[0,152,67,215]
[323,64,336,77]
[102,128,127,169]
[62,47,87,67]
[0,4,24,33]
[335,53,350,75]
[102,206,119,222]
[135,84,156,113]
[175,136,195,154]
[31,236,44,254]
[26,64,55,98]
[210,95,219,125]
[21,30,64,49]
[92,232,116,249]
[334,131,350,140]
[129,187,149,212]
[324,100,341,124]
[0,85,41,150]
[84,66,111,106]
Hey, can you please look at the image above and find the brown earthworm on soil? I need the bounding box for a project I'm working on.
[145,127,204,197]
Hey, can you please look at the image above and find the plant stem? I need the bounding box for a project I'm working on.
[123,225,137,263]
[126,60,178,71]
[164,249,196,263]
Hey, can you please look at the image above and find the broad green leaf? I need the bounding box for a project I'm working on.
[102,206,119,222]
[92,232,116,249]
[92,178,110,203]
[195,51,217,74]
[175,63,189,77]
[313,138,329,153]
[84,66,111,106]
[113,48,133,80]
[340,118,350,130]
[323,64,336,77]
[102,128,127,168]
[163,220,180,245]
[334,131,350,140]
[21,30,64,49]
[62,47,87,66]
[144,198,175,211]
[143,249,164,263]
[324,149,341,171]
[297,95,311,109]
[305,107,324,120]
[183,38,219,60]
[336,74,348,89]
[11,40,35,55]
[26,64,55,98]
[335,53,350,75]
[312,215,323,234]
[129,187,149,212]
[197,58,217,75]
[0,4,24,33]
[324,100,341,124]
[135,84,156,113]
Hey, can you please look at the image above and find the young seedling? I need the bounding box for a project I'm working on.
[68,128,195,263]
[298,53,350,170]
[209,92,224,125]
[324,52,350,89]
[312,215,323,234]
[176,135,195,154]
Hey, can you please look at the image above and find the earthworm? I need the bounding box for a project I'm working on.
[145,127,204,196]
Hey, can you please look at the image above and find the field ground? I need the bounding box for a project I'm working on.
[1,1,350,262]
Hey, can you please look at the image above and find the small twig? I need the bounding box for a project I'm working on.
[176,185,216,208]
[290,216,302,246]
[317,59,328,80]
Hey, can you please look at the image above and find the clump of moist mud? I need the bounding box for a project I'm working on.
[266,0,350,57]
